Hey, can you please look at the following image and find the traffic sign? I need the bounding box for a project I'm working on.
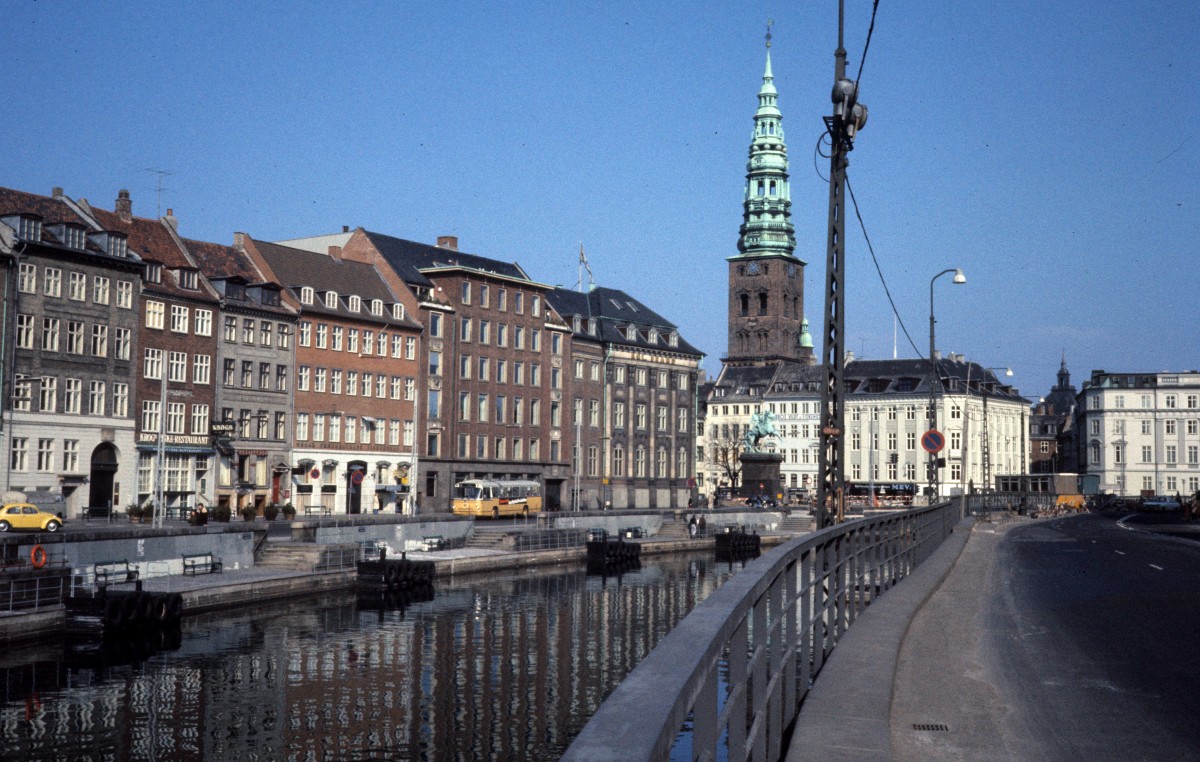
[921,429,945,454]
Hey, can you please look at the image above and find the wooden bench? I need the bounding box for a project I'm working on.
[182,552,223,575]
[304,503,332,516]
[421,535,446,551]
[94,560,138,586]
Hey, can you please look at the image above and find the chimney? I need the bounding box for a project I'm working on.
[342,225,350,233]
[116,189,132,221]
[437,235,458,250]
[52,186,64,199]
[164,208,178,231]
[233,232,245,250]
[328,245,342,260]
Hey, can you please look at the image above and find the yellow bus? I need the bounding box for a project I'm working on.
[452,479,543,518]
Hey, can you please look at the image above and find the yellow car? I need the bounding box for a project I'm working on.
[0,503,64,533]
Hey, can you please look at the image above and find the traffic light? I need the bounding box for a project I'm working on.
[889,453,899,464]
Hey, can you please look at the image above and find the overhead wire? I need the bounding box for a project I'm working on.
[854,0,881,89]
[844,174,923,359]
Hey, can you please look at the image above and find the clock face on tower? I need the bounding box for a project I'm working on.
[746,262,760,275]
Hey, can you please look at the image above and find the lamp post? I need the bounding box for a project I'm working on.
[927,268,965,502]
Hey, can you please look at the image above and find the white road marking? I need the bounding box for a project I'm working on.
[1114,550,1125,555]
[1149,564,1163,571]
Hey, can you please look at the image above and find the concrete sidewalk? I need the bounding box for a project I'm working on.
[786,516,978,761]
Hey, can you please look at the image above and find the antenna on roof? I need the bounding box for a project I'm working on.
[577,242,595,292]
[143,168,174,218]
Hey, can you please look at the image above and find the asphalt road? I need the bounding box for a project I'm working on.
[893,513,1200,761]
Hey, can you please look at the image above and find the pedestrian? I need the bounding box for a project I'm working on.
[698,515,706,537]
[688,516,698,538]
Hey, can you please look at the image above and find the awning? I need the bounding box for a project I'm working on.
[322,459,339,468]
[375,460,391,468]
[296,458,316,468]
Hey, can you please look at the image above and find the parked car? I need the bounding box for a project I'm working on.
[0,503,64,532]
[1141,498,1182,513]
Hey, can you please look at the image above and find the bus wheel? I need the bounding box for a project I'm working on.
[492,507,499,519]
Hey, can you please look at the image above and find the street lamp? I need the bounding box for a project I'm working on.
[927,268,966,502]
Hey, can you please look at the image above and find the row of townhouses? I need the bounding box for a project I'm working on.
[0,185,702,517]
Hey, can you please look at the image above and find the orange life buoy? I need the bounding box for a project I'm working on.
[30,544,47,569]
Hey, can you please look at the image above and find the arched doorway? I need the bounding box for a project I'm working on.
[89,443,119,512]
[345,461,367,514]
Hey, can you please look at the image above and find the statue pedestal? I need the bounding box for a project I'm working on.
[739,452,784,500]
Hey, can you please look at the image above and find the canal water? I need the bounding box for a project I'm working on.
[0,551,752,761]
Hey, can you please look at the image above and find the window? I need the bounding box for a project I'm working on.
[193,405,210,435]
[429,312,442,337]
[479,321,491,345]
[92,276,110,305]
[1166,420,1177,435]
[169,351,187,382]
[314,368,327,393]
[636,403,647,429]
[344,327,355,353]
[347,371,359,396]
[39,377,57,412]
[276,365,288,392]
[242,318,255,344]
[299,321,312,347]
[63,440,79,472]
[116,280,132,308]
[261,363,273,390]
[146,301,165,329]
[141,400,161,432]
[113,384,129,417]
[189,309,212,337]
[1142,445,1153,463]
[1166,394,1178,409]
[316,324,327,349]
[261,321,273,347]
[144,348,163,380]
[405,377,415,401]
[614,401,626,428]
[241,361,253,388]
[406,336,416,360]
[15,314,34,349]
[88,325,108,357]
[296,414,309,441]
[530,399,541,426]
[10,438,28,471]
[69,272,86,301]
[461,282,471,304]
[45,267,62,297]
[278,323,291,349]
[66,321,84,354]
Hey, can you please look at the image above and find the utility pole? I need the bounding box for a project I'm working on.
[817,0,868,529]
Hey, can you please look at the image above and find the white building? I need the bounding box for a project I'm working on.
[1075,370,1200,497]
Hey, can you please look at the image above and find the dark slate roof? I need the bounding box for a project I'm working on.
[251,239,418,328]
[546,285,703,358]
[711,362,788,400]
[845,357,1028,403]
[364,231,530,288]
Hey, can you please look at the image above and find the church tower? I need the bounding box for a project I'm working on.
[726,26,811,366]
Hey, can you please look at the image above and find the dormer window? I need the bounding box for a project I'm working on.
[300,286,314,305]
[348,295,361,313]
[63,224,86,249]
[262,287,281,307]
[226,281,245,300]
[588,318,597,335]
[572,315,581,332]
[668,331,679,347]
[325,291,338,310]
[109,234,128,258]
[179,270,198,290]
[392,303,406,320]
[371,299,383,316]
[145,263,162,284]
[2,214,42,242]
[647,328,659,343]
[625,324,637,341]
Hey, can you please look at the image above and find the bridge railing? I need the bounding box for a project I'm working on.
[562,501,962,762]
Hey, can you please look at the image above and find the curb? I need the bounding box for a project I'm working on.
[785,517,975,762]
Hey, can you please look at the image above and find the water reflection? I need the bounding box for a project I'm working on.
[0,552,751,761]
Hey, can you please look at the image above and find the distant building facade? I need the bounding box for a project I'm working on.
[1074,369,1200,497]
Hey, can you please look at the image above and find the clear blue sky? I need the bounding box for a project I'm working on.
[3,1,1197,401]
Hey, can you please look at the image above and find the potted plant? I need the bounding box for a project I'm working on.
[214,504,232,522]
[282,502,297,520]
[125,504,142,523]
[263,503,280,521]
[239,504,258,522]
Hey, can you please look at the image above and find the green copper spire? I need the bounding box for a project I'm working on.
[799,317,813,349]
[737,21,797,258]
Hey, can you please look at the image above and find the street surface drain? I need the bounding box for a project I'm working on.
[912,724,950,732]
